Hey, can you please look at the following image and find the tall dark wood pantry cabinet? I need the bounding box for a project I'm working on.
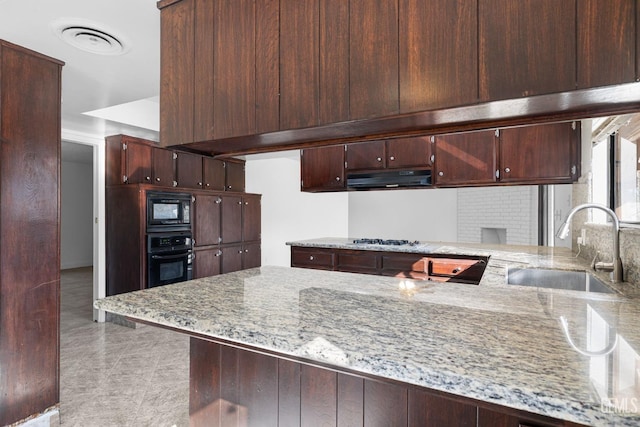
[0,40,63,426]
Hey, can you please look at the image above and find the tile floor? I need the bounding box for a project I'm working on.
[60,267,189,426]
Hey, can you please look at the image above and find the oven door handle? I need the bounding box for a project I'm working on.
[150,252,189,260]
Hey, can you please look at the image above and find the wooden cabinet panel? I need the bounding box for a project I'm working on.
[160,0,194,147]
[337,374,364,427]
[291,247,335,270]
[478,407,567,427]
[0,42,62,425]
[578,0,635,89]
[386,136,432,169]
[364,381,408,426]
[435,130,497,186]
[280,0,319,130]
[320,0,350,124]
[301,146,345,191]
[255,0,280,133]
[336,250,379,274]
[301,365,337,426]
[193,247,221,279]
[399,0,478,112]
[345,140,386,171]
[202,157,225,191]
[176,151,203,189]
[278,359,301,427]
[242,195,261,242]
[409,389,476,427]
[194,194,222,247]
[105,135,153,185]
[221,195,243,243]
[242,243,261,269]
[380,253,427,279]
[350,0,399,119]
[152,147,175,187]
[225,160,245,192]
[221,245,244,274]
[499,122,579,183]
[193,0,214,141]
[213,0,256,139]
[478,0,576,101]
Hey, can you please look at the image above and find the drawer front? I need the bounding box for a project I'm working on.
[291,248,335,270]
[380,253,426,273]
[336,251,378,274]
[428,258,479,277]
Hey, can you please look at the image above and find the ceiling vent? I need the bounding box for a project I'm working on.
[51,19,129,56]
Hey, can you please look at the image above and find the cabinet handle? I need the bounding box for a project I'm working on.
[227,185,232,190]
[206,183,210,187]
[309,256,314,261]
[452,267,462,274]
[504,167,511,173]
[156,177,161,182]
[377,157,382,162]
[238,201,242,205]
[145,176,151,181]
[238,250,243,254]
[438,171,444,177]
[389,156,395,161]
[198,182,202,186]
[245,249,249,253]
[245,201,249,205]
[335,176,341,181]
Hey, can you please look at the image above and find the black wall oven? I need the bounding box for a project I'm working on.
[147,233,193,288]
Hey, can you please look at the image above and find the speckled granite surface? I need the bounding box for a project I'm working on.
[96,245,640,426]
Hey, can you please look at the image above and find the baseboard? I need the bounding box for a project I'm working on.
[60,260,93,270]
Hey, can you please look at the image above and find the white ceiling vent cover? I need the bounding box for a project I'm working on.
[51,18,130,56]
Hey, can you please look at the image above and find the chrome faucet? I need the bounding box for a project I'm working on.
[557,203,623,283]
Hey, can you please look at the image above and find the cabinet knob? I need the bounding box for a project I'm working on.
[389,156,395,161]
[238,201,242,205]
[227,185,232,190]
[452,267,462,274]
[145,176,151,181]
[309,255,314,261]
[335,176,341,181]
[156,177,161,182]
[438,171,444,177]
[504,167,511,173]
[244,201,249,205]
[238,250,243,254]
[198,182,202,186]
[206,183,210,187]
[376,157,382,162]
[245,249,249,253]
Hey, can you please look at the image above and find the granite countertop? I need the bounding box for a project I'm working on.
[96,243,640,426]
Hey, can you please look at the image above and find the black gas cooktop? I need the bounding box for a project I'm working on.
[352,238,419,246]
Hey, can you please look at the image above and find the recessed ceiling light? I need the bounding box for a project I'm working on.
[51,18,130,56]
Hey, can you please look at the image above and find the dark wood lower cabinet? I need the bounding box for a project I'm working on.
[189,338,585,427]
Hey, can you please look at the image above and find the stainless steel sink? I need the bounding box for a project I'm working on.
[506,267,613,294]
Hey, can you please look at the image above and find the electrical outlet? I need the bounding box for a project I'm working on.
[577,236,584,245]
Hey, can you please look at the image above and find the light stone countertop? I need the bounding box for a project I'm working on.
[96,241,640,426]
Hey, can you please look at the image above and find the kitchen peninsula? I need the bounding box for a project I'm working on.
[95,241,640,427]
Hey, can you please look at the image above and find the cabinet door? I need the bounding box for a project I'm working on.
[242,195,261,242]
[319,0,349,125]
[193,247,221,279]
[350,0,399,119]
[152,147,175,187]
[499,122,579,184]
[255,0,280,133]
[221,245,244,274]
[221,195,243,244]
[434,130,497,186]
[202,157,225,191]
[291,247,335,270]
[300,146,345,191]
[280,0,319,129]
[578,0,636,89]
[478,407,565,427]
[345,141,386,171]
[175,151,203,189]
[478,0,576,101]
[399,0,477,112]
[336,250,379,274]
[409,389,476,427]
[243,242,261,269]
[386,137,432,169]
[194,194,222,247]
[159,0,195,147]
[225,160,245,192]
[123,139,152,184]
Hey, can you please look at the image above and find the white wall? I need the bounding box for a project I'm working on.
[61,159,94,269]
[245,152,349,267]
[348,188,458,242]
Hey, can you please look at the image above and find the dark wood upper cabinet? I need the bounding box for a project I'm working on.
[386,136,432,169]
[225,160,246,192]
[434,130,498,186]
[152,147,176,187]
[280,0,319,130]
[202,157,225,191]
[478,0,576,101]
[499,122,580,183]
[399,0,478,112]
[175,151,203,189]
[345,140,386,170]
[192,0,214,141]
[577,0,636,89]
[350,0,399,120]
[300,145,346,191]
[160,0,194,146]
[255,0,280,133]
[105,135,152,185]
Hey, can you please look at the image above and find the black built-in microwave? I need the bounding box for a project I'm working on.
[146,191,192,232]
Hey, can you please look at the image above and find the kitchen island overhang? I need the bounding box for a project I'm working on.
[95,265,640,426]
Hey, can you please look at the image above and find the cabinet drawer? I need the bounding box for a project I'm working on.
[380,253,426,275]
[291,248,335,270]
[336,251,378,274]
[425,257,487,285]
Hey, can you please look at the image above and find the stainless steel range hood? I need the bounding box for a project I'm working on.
[346,169,432,190]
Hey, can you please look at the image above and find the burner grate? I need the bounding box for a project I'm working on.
[352,238,419,246]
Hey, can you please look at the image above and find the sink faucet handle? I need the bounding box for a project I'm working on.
[590,251,600,270]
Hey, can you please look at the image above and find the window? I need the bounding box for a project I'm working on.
[591,115,640,225]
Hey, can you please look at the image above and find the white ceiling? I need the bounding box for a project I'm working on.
[0,0,161,154]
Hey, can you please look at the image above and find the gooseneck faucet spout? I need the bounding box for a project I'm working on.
[557,203,623,283]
